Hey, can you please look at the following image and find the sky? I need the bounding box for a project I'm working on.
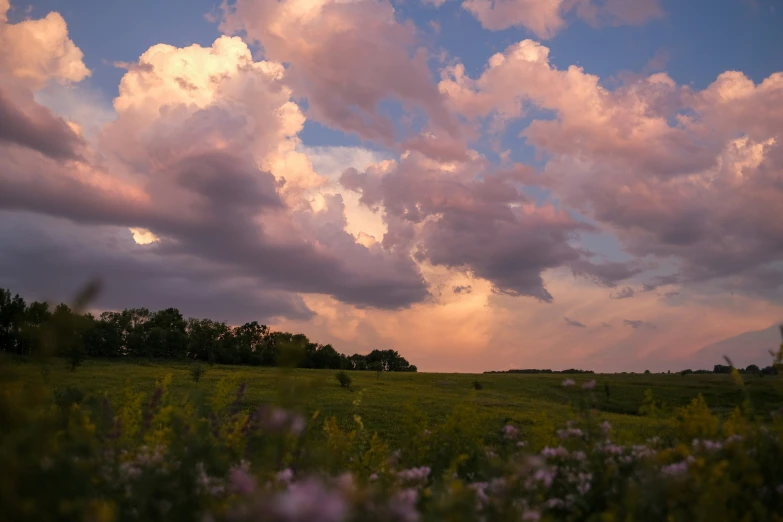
[1,0,782,373]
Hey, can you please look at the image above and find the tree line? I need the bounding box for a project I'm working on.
[483,368,595,374]
[0,287,417,372]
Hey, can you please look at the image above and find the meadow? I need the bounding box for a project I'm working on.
[4,355,783,521]
[10,357,783,447]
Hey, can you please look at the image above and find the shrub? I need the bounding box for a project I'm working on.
[53,385,84,408]
[335,370,352,389]
[472,380,483,390]
[190,363,207,382]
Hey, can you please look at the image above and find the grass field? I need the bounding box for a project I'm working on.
[5,356,783,520]
[9,357,783,449]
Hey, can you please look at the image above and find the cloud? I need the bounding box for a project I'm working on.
[0,1,89,89]
[221,0,462,156]
[564,317,586,328]
[611,286,635,299]
[0,1,90,160]
[460,0,663,38]
[453,285,472,294]
[440,39,783,302]
[623,319,656,329]
[339,150,621,302]
[0,82,84,159]
[0,22,431,311]
[0,212,313,323]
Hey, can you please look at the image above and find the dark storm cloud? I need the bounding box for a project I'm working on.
[0,212,314,323]
[0,84,84,160]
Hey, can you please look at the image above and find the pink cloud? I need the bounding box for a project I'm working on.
[340,150,638,301]
[0,0,89,88]
[221,0,463,156]
[460,0,663,38]
[0,12,430,312]
[440,39,783,300]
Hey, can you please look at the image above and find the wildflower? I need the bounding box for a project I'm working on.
[522,510,541,521]
[335,473,355,494]
[661,461,690,476]
[517,441,527,448]
[561,379,576,388]
[541,446,569,459]
[599,443,624,456]
[369,473,378,481]
[533,468,557,489]
[693,439,722,452]
[546,498,565,509]
[275,479,346,522]
[582,380,596,390]
[490,477,507,493]
[631,445,655,459]
[469,482,490,509]
[290,414,306,436]
[391,489,420,522]
[388,449,402,466]
[600,420,612,435]
[423,429,431,437]
[556,428,583,439]
[275,468,294,485]
[397,466,430,483]
[229,466,256,495]
[503,424,519,440]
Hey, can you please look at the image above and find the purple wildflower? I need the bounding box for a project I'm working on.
[229,466,256,495]
[561,379,576,388]
[533,468,557,489]
[556,428,583,439]
[391,488,420,522]
[397,466,430,484]
[582,380,596,390]
[541,446,569,459]
[503,424,519,440]
[274,479,346,522]
[276,468,294,485]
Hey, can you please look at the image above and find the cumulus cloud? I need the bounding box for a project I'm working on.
[221,0,463,158]
[460,0,663,38]
[0,0,89,89]
[0,6,430,312]
[453,285,472,294]
[340,150,636,302]
[440,39,783,302]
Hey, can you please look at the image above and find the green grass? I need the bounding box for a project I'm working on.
[8,358,783,448]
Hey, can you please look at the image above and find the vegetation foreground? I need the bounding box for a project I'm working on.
[3,352,783,522]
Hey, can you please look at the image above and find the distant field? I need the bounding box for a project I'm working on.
[7,358,783,448]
